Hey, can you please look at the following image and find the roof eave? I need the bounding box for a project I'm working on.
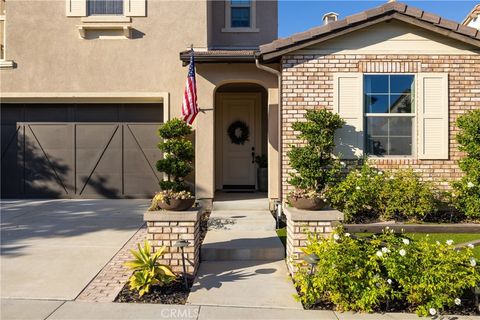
[258,12,480,63]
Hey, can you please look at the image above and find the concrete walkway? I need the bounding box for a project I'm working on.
[187,195,301,309]
[1,199,147,300]
[2,299,478,320]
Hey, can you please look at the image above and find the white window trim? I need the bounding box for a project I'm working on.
[0,4,14,69]
[222,0,259,33]
[363,73,417,159]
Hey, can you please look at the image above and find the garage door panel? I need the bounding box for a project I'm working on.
[1,125,21,196]
[23,125,73,197]
[1,104,164,199]
[123,124,161,196]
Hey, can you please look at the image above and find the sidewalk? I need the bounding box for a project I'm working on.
[1,299,478,320]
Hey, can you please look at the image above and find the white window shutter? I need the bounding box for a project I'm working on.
[66,0,86,16]
[124,0,146,16]
[333,73,364,159]
[417,73,449,160]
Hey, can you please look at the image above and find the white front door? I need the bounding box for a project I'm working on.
[220,93,261,190]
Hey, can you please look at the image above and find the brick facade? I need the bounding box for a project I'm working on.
[281,54,480,198]
[285,207,344,274]
[144,210,201,275]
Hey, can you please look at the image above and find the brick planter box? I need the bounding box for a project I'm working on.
[284,206,344,274]
[144,208,201,276]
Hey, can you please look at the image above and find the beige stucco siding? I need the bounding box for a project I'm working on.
[208,0,277,48]
[0,0,207,121]
[298,21,480,55]
[194,63,279,200]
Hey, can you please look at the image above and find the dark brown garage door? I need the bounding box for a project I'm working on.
[1,103,164,198]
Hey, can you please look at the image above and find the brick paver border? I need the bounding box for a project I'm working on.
[76,225,147,302]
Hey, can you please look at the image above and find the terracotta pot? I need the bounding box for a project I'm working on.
[157,198,195,211]
[289,196,327,210]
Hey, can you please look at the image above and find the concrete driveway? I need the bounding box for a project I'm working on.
[1,199,148,300]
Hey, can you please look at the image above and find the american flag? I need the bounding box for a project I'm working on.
[182,50,199,125]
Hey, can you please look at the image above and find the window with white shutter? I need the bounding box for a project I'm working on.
[66,0,87,16]
[417,73,449,159]
[333,73,364,159]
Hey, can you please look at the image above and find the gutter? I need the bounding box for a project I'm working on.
[255,58,283,205]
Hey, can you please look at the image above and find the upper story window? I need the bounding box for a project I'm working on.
[231,0,251,28]
[223,0,258,32]
[364,75,415,156]
[87,0,124,15]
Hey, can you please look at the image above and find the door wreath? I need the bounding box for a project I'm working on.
[227,120,250,145]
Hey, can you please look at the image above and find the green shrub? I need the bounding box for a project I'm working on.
[381,169,438,221]
[326,163,384,222]
[156,118,194,192]
[453,109,480,219]
[287,109,345,197]
[124,241,176,296]
[295,228,480,316]
[327,163,439,222]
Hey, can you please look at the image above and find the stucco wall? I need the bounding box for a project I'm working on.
[0,0,207,120]
[208,0,277,48]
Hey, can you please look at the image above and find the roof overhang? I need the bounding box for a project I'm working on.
[257,2,480,63]
[179,50,257,65]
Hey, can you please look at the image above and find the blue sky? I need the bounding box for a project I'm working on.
[278,1,478,37]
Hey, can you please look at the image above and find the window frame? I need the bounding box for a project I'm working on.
[363,73,417,159]
[86,0,124,16]
[223,0,259,33]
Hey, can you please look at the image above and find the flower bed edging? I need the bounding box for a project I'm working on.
[144,208,201,276]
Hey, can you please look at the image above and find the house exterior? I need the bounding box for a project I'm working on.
[256,2,480,198]
[1,1,479,206]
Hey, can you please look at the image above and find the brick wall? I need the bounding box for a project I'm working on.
[145,211,200,275]
[281,54,480,198]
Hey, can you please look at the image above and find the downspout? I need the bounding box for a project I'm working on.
[255,58,283,206]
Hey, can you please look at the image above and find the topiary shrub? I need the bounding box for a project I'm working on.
[453,109,480,220]
[156,119,194,192]
[287,109,345,199]
[295,228,480,316]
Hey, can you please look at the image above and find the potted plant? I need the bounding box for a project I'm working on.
[287,109,345,210]
[255,154,268,192]
[150,118,195,211]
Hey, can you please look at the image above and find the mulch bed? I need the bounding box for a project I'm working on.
[299,289,479,315]
[115,276,194,304]
[199,210,211,244]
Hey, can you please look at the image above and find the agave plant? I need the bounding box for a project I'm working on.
[124,241,175,296]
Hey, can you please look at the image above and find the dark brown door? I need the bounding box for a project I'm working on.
[1,104,163,198]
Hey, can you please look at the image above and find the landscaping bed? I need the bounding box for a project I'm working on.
[115,276,193,304]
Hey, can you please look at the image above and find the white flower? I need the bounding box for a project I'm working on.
[454,298,461,305]
[468,244,474,249]
[470,257,477,267]
[333,234,340,240]
[446,240,454,245]
[399,249,406,257]
[389,176,394,180]
[402,238,410,245]
[378,171,383,175]
[451,193,456,198]
[340,161,346,167]
[429,308,437,316]
[345,233,351,237]
[387,279,392,285]
[376,251,383,258]
[355,186,361,190]
[436,241,440,245]
[467,181,475,188]
[381,247,389,253]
